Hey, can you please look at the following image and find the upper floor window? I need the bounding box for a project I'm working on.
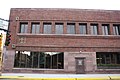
[20,23,28,33]
[67,23,75,34]
[55,23,63,34]
[102,24,110,35]
[91,24,98,35]
[31,23,40,34]
[79,23,87,34]
[43,23,52,34]
[113,24,120,35]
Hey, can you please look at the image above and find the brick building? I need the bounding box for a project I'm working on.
[3,8,120,74]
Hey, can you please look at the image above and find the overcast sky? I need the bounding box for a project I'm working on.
[0,0,120,19]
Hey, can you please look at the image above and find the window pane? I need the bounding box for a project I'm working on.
[102,24,109,35]
[32,52,39,68]
[36,25,40,33]
[14,51,64,69]
[91,24,98,35]
[25,24,28,33]
[67,23,75,34]
[21,24,25,33]
[96,52,120,69]
[79,24,87,34]
[39,52,45,68]
[32,25,36,33]
[113,25,120,35]
[20,23,28,33]
[105,26,108,35]
[55,23,63,34]
[43,23,52,34]
[31,23,40,34]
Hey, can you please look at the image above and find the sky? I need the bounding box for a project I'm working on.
[0,0,120,20]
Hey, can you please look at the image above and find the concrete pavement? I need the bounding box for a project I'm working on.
[1,73,120,78]
[0,73,120,80]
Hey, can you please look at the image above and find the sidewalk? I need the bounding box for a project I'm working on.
[0,73,120,80]
[1,73,120,78]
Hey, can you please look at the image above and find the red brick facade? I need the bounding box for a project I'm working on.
[3,8,120,74]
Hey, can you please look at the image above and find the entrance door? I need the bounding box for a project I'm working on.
[75,58,85,74]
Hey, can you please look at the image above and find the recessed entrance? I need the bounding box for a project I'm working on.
[75,58,85,74]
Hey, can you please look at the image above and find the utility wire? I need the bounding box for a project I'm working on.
[0,18,9,22]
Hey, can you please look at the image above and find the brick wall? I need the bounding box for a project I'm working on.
[4,8,120,74]
[9,8,120,22]
[7,8,120,52]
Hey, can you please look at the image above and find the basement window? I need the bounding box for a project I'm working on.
[14,51,64,69]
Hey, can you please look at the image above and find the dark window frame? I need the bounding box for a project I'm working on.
[113,24,120,35]
[79,23,87,34]
[55,23,64,34]
[67,23,75,34]
[102,24,110,35]
[96,52,120,69]
[43,23,52,34]
[19,22,28,33]
[14,51,64,69]
[90,24,98,35]
[31,22,40,34]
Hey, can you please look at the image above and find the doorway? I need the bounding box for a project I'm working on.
[75,58,85,74]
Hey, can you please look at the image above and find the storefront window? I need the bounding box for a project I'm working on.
[14,51,64,69]
[96,52,120,69]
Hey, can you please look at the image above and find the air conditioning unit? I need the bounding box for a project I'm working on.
[15,17,19,21]
[12,44,16,49]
